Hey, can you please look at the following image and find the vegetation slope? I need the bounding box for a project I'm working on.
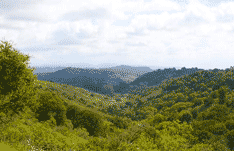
[0,40,234,151]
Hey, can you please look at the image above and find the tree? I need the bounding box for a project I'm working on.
[225,130,234,150]
[178,110,193,124]
[0,40,39,117]
[66,104,105,137]
[103,83,115,97]
[218,86,229,105]
[34,90,67,127]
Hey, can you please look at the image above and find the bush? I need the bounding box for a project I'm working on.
[225,130,234,150]
[145,113,167,127]
[178,110,193,124]
[202,134,230,151]
[124,123,148,145]
[170,102,194,113]
[197,104,230,122]
[208,122,227,135]
[0,142,19,151]
[191,120,216,132]
[34,90,67,127]
[191,98,204,108]
[191,107,199,120]
[66,104,104,137]
[192,120,216,143]
[225,119,234,131]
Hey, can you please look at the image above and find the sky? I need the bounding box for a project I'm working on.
[1,0,234,70]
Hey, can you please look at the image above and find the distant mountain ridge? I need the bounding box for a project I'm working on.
[33,64,233,97]
[31,66,67,74]
[35,67,124,85]
[33,65,155,96]
[129,67,205,87]
[32,65,154,83]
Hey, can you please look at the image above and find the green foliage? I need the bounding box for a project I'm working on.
[191,120,230,150]
[188,92,201,102]
[143,106,158,119]
[178,110,193,124]
[79,97,87,105]
[225,130,234,150]
[217,85,229,104]
[174,92,187,103]
[225,119,234,131]
[170,102,194,113]
[202,134,231,151]
[193,129,214,144]
[105,114,133,130]
[203,97,216,108]
[106,103,120,116]
[132,131,159,150]
[0,142,19,151]
[2,39,234,150]
[191,98,204,108]
[156,120,198,144]
[208,122,227,135]
[0,40,39,117]
[197,104,230,122]
[34,90,67,127]
[145,113,167,127]
[191,107,199,120]
[210,90,219,99]
[66,103,104,137]
[123,122,149,145]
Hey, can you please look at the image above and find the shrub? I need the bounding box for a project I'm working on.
[170,102,194,113]
[0,142,19,151]
[225,130,234,150]
[66,104,104,137]
[155,120,199,146]
[225,119,234,131]
[192,129,214,144]
[191,120,216,132]
[178,110,193,124]
[105,115,132,130]
[208,122,227,135]
[191,98,204,108]
[34,90,67,127]
[197,104,230,122]
[191,107,199,119]
[145,113,167,127]
[202,134,230,151]
[124,123,147,145]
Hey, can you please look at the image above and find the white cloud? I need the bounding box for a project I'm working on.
[1,0,234,70]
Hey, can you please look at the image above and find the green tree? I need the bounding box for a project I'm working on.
[66,104,105,137]
[33,90,67,127]
[191,98,204,108]
[218,85,229,105]
[225,119,234,131]
[178,110,193,124]
[0,40,39,117]
[225,130,234,150]
[197,104,230,122]
[145,113,167,127]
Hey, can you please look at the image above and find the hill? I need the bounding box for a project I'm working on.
[34,65,154,96]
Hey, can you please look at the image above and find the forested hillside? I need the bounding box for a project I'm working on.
[34,65,154,96]
[0,40,234,151]
[33,63,228,99]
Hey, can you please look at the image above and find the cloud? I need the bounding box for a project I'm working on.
[1,0,234,70]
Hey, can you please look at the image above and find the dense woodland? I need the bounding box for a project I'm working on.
[0,40,234,151]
